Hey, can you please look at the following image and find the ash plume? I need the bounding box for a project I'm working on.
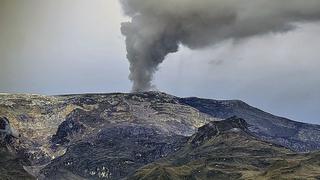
[120,0,320,92]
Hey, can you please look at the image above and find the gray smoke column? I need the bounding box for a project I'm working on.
[120,0,320,92]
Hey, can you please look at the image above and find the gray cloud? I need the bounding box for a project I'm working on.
[155,21,320,124]
[120,0,320,92]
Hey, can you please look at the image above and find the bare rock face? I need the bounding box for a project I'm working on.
[0,92,320,179]
[189,116,251,147]
[0,117,11,141]
[0,117,20,141]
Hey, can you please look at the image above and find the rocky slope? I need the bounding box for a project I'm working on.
[129,117,320,179]
[0,117,35,180]
[0,91,320,179]
[0,144,35,180]
[41,123,188,179]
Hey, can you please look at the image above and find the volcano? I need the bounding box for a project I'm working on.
[0,92,319,179]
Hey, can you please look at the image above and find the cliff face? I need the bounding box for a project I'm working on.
[0,92,319,179]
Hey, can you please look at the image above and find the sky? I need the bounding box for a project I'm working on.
[0,0,319,124]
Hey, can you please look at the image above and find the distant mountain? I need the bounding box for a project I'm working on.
[179,97,320,152]
[0,92,319,179]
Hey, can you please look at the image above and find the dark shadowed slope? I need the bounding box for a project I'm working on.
[41,123,188,180]
[0,117,35,180]
[0,145,35,180]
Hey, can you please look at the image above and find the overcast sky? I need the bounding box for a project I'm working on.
[0,0,319,124]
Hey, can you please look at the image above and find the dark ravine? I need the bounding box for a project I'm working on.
[41,124,188,180]
[0,92,320,179]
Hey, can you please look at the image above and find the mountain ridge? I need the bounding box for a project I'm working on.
[0,91,320,179]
